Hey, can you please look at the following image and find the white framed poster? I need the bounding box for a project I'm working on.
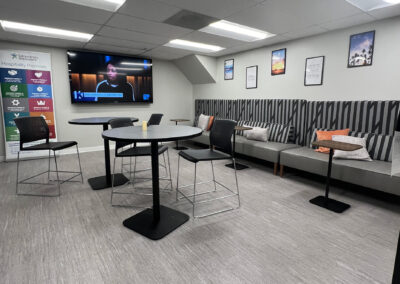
[0,49,57,160]
[246,65,257,89]
[304,56,324,86]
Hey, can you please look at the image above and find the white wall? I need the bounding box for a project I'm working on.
[194,16,400,102]
[0,41,194,158]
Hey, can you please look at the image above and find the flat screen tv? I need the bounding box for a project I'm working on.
[67,50,152,103]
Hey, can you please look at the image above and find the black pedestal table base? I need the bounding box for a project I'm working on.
[173,146,188,150]
[88,174,129,190]
[225,162,249,170]
[123,205,189,240]
[309,196,350,213]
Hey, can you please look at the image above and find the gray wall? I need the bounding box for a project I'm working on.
[194,16,399,101]
[0,41,194,158]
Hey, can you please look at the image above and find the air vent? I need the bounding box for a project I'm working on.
[164,10,218,30]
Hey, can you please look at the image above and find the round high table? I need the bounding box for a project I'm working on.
[102,125,202,240]
[69,117,138,190]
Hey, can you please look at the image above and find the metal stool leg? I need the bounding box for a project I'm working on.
[47,149,51,181]
[176,155,181,201]
[16,152,20,195]
[76,145,84,183]
[166,149,173,190]
[211,161,217,191]
[53,151,61,197]
[193,163,197,217]
[233,158,241,208]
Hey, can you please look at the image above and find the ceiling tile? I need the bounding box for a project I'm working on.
[181,31,244,48]
[106,14,193,38]
[319,13,375,30]
[367,5,400,19]
[97,26,168,45]
[89,36,157,50]
[282,25,329,40]
[0,6,101,34]
[156,0,260,19]
[84,43,145,56]
[117,0,181,22]
[0,0,112,25]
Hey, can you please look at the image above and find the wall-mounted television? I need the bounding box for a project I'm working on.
[67,50,153,104]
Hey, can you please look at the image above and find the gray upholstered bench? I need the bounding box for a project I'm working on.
[280,147,400,195]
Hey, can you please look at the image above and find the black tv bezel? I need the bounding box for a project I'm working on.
[67,49,153,104]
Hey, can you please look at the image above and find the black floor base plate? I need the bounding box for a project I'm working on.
[173,146,188,150]
[123,205,189,240]
[225,162,249,170]
[88,173,128,190]
[310,196,350,213]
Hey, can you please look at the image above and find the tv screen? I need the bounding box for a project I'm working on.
[67,50,152,103]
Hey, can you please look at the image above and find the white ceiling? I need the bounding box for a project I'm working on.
[0,0,399,60]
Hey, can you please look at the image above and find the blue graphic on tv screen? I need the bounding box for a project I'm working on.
[0,68,26,84]
[144,60,149,70]
[105,55,112,64]
[28,84,52,98]
[74,91,123,102]
[143,94,150,101]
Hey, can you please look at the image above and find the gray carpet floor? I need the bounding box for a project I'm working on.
[0,142,399,284]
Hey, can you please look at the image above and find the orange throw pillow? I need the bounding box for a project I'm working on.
[207,116,215,131]
[315,129,350,153]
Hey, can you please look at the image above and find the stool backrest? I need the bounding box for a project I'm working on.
[109,118,134,150]
[210,119,236,155]
[14,117,49,149]
[148,113,163,126]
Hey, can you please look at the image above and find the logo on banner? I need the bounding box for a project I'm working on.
[11,99,20,106]
[14,113,20,118]
[10,85,18,92]
[35,72,42,78]
[8,70,17,76]
[37,100,45,106]
[37,86,43,92]
[11,53,17,59]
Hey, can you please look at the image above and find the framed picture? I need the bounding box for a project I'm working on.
[246,65,258,89]
[304,56,325,86]
[224,59,234,80]
[348,30,375,68]
[271,48,286,75]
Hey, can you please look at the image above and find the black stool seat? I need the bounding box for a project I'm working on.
[179,149,231,163]
[117,145,168,157]
[22,141,78,151]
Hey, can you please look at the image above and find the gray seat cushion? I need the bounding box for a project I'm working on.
[280,147,400,195]
[235,136,300,163]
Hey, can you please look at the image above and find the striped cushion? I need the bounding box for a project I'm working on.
[268,123,293,144]
[237,121,268,136]
[310,128,393,161]
[349,131,394,162]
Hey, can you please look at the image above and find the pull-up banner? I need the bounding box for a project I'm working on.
[0,50,57,161]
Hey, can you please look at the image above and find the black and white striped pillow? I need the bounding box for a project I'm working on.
[349,131,394,162]
[236,121,269,136]
[268,123,293,144]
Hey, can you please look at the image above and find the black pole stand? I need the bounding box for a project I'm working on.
[309,148,350,213]
[123,141,189,240]
[87,124,128,190]
[225,130,249,170]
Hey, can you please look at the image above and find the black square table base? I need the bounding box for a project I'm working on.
[123,205,190,240]
[88,173,129,190]
[309,196,350,213]
[173,146,188,150]
[225,162,249,170]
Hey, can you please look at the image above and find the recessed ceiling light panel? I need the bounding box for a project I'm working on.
[164,39,224,53]
[345,0,400,11]
[200,20,275,42]
[0,20,93,42]
[59,0,126,12]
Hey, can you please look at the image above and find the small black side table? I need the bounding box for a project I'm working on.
[102,125,202,240]
[225,125,253,170]
[69,117,138,190]
[170,119,190,150]
[310,140,362,213]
